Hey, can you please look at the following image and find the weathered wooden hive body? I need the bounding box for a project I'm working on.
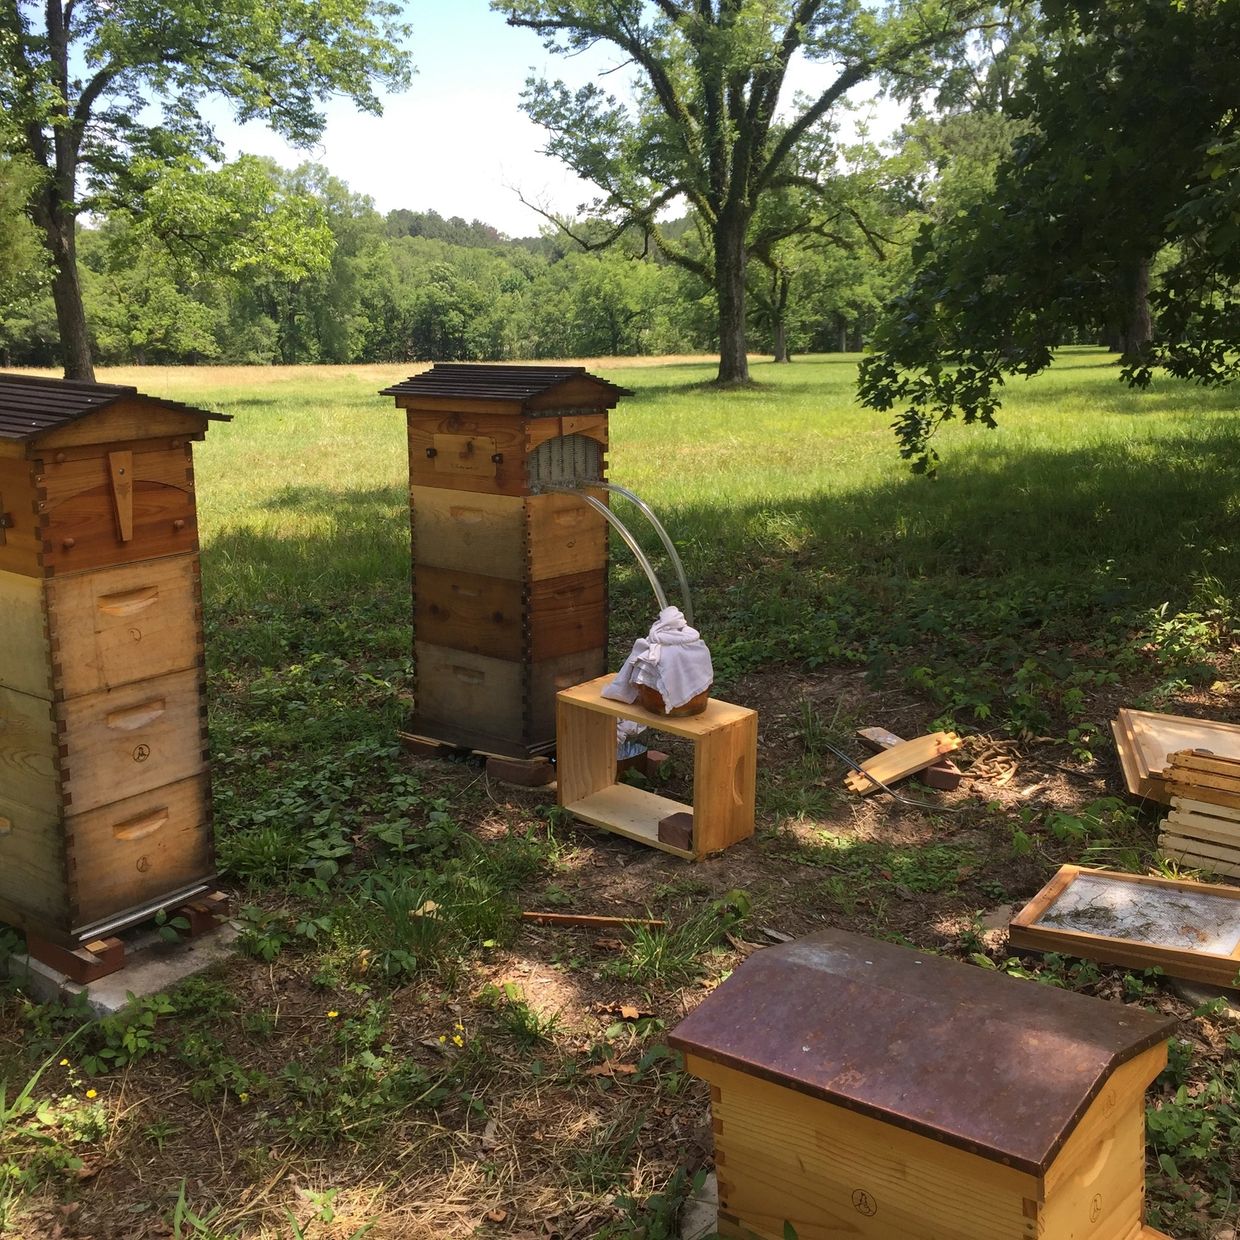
[669,929,1177,1240]
[381,364,631,758]
[0,374,228,946]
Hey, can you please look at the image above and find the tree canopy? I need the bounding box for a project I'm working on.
[0,0,411,378]
[858,0,1240,473]
[496,0,992,385]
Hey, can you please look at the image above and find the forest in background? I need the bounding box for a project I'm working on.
[0,153,903,369]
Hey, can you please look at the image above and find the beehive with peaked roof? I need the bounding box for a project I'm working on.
[381,363,632,758]
[0,374,228,957]
[669,929,1177,1240]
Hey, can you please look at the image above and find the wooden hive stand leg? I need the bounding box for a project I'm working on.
[175,890,231,938]
[556,697,617,806]
[26,931,126,985]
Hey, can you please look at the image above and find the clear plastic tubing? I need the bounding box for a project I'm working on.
[591,481,694,628]
[534,482,670,613]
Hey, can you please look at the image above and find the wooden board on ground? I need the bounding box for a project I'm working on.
[844,731,960,796]
[1010,865,1240,987]
[857,726,963,790]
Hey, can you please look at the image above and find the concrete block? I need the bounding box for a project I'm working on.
[8,922,239,1018]
[680,1171,718,1240]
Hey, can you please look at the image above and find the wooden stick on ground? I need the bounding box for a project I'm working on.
[521,911,667,929]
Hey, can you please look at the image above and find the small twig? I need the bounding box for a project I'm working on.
[521,911,667,929]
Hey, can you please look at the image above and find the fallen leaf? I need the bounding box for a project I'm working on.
[485,1207,509,1223]
[585,1060,638,1077]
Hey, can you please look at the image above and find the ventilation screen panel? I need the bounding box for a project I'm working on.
[527,434,602,486]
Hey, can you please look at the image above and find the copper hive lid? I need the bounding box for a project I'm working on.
[0,373,229,442]
[668,929,1176,1177]
[380,363,632,406]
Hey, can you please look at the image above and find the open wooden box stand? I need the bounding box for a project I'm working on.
[556,675,757,860]
[670,931,1177,1240]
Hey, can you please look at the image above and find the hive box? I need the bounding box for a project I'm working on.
[669,930,1177,1240]
[381,364,631,758]
[0,374,228,946]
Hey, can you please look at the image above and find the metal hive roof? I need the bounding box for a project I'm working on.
[380,363,633,405]
[668,928,1176,1178]
[0,373,229,441]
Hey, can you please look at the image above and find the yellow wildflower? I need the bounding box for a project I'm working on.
[59,1058,70,1067]
[239,1092,250,1103]
[327,1010,339,1019]
[452,1035,464,1048]
[85,1089,97,1099]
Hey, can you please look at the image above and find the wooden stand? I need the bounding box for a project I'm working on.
[556,676,757,860]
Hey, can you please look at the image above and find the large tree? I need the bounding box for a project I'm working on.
[495,0,991,385]
[859,0,1240,473]
[0,0,410,380]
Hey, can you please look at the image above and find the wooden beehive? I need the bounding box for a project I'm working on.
[669,930,1177,1240]
[0,374,228,947]
[381,364,631,758]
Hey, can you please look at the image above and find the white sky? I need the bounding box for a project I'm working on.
[202,0,902,238]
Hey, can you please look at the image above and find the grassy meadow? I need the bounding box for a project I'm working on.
[1,349,1238,1238]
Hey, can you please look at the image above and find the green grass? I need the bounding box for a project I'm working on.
[2,348,1237,1237]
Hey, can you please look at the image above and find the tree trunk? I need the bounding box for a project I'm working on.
[771,270,790,363]
[773,320,789,364]
[1102,257,1153,356]
[714,217,749,384]
[34,207,95,381]
[847,321,864,352]
[834,315,848,353]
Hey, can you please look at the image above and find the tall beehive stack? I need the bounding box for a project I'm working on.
[381,365,631,758]
[0,375,228,948]
[1159,750,1240,877]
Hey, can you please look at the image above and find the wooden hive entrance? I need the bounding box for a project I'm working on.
[669,929,1176,1240]
[381,364,632,759]
[0,374,228,951]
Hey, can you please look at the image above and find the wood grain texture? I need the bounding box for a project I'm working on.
[844,731,960,795]
[528,568,607,660]
[411,486,524,579]
[414,565,524,661]
[0,569,52,697]
[58,668,207,815]
[527,648,607,744]
[693,709,757,855]
[1115,708,1240,803]
[40,476,197,575]
[1172,795,1240,822]
[0,790,67,931]
[526,489,608,581]
[1164,811,1240,846]
[694,1056,1039,1240]
[36,444,191,511]
[413,641,525,743]
[0,685,58,813]
[0,456,41,576]
[563,783,696,859]
[46,554,201,698]
[66,773,213,928]
[408,412,530,496]
[556,697,629,807]
[29,399,211,448]
[556,675,757,740]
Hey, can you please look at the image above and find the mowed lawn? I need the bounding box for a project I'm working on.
[1,351,1238,1239]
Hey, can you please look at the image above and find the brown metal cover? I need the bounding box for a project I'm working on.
[0,373,228,441]
[380,363,633,407]
[668,929,1176,1177]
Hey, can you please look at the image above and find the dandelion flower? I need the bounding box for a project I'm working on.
[85,1089,97,1099]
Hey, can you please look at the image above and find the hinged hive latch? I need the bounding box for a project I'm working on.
[107,450,134,542]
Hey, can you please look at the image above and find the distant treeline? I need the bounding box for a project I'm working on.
[0,164,881,368]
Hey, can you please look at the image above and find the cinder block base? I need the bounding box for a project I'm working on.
[8,922,238,1018]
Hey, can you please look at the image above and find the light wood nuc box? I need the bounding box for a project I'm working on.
[0,375,228,946]
[670,930,1177,1240]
